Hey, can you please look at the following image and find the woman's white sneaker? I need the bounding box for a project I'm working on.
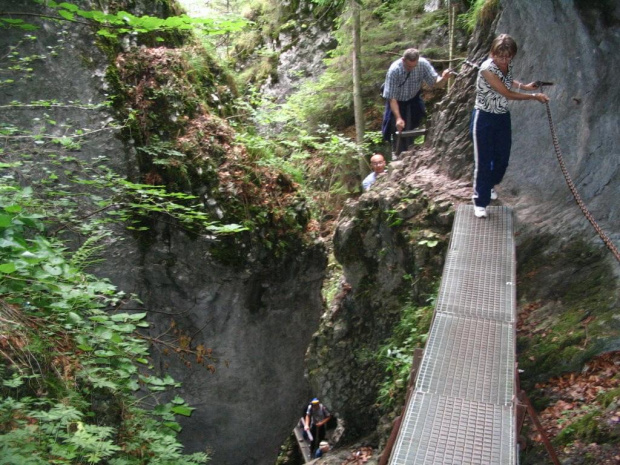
[490,189,498,200]
[474,206,487,218]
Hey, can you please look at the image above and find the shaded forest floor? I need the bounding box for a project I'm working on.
[520,351,620,464]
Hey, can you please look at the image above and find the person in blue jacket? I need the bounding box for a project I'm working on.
[314,440,330,458]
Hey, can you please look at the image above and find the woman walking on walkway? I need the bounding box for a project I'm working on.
[470,34,549,218]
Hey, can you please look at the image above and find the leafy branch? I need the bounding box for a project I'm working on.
[1,0,249,38]
[0,99,109,110]
[0,189,209,464]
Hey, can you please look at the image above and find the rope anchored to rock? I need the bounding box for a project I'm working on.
[543,101,620,263]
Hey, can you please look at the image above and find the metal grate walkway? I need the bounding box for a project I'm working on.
[389,205,517,465]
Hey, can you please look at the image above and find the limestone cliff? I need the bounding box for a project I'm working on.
[431,0,620,383]
[0,1,326,464]
[306,161,468,443]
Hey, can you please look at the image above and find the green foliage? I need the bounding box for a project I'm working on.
[375,301,434,410]
[219,0,472,230]
[0,18,39,31]
[0,134,244,237]
[6,0,249,39]
[2,0,313,270]
[231,94,368,210]
[1,23,245,238]
[271,0,453,130]
[553,408,613,446]
[417,231,439,248]
[0,1,325,461]
[385,209,404,228]
[0,188,208,464]
[458,0,499,32]
[597,387,620,409]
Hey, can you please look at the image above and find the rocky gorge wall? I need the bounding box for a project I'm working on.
[93,222,326,464]
[305,164,470,445]
[0,1,327,464]
[431,0,620,381]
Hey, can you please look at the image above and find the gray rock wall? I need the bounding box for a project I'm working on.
[92,225,326,464]
[500,1,619,249]
[306,176,456,442]
[0,1,327,464]
[432,0,620,257]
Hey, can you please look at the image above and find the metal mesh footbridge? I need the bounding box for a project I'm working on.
[388,204,518,465]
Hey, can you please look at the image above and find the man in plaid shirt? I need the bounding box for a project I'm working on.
[381,48,451,156]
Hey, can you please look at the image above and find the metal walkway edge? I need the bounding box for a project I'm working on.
[388,205,517,465]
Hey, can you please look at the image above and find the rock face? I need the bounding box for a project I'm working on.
[0,1,327,464]
[432,0,620,253]
[261,17,336,105]
[94,225,326,464]
[306,157,468,442]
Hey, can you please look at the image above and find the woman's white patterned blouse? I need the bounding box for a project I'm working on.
[474,58,513,114]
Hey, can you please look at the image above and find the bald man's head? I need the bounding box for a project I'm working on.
[370,154,386,174]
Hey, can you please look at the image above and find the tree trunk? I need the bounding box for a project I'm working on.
[351,0,366,180]
[448,2,456,91]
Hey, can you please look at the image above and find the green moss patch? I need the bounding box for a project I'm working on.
[517,236,620,387]
[105,38,315,264]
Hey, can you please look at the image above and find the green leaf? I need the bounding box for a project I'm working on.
[163,421,182,432]
[42,264,63,276]
[114,323,136,333]
[1,19,39,30]
[58,2,79,11]
[3,374,25,388]
[94,327,113,339]
[0,262,17,273]
[58,10,75,21]
[67,312,83,323]
[96,29,117,38]
[171,405,194,416]
[94,350,116,357]
[4,205,22,213]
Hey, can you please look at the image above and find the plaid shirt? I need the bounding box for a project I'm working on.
[382,57,439,101]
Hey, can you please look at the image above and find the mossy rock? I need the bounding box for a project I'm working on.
[553,410,608,446]
[517,235,620,387]
[597,386,620,408]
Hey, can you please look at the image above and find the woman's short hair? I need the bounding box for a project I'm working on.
[490,34,517,57]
